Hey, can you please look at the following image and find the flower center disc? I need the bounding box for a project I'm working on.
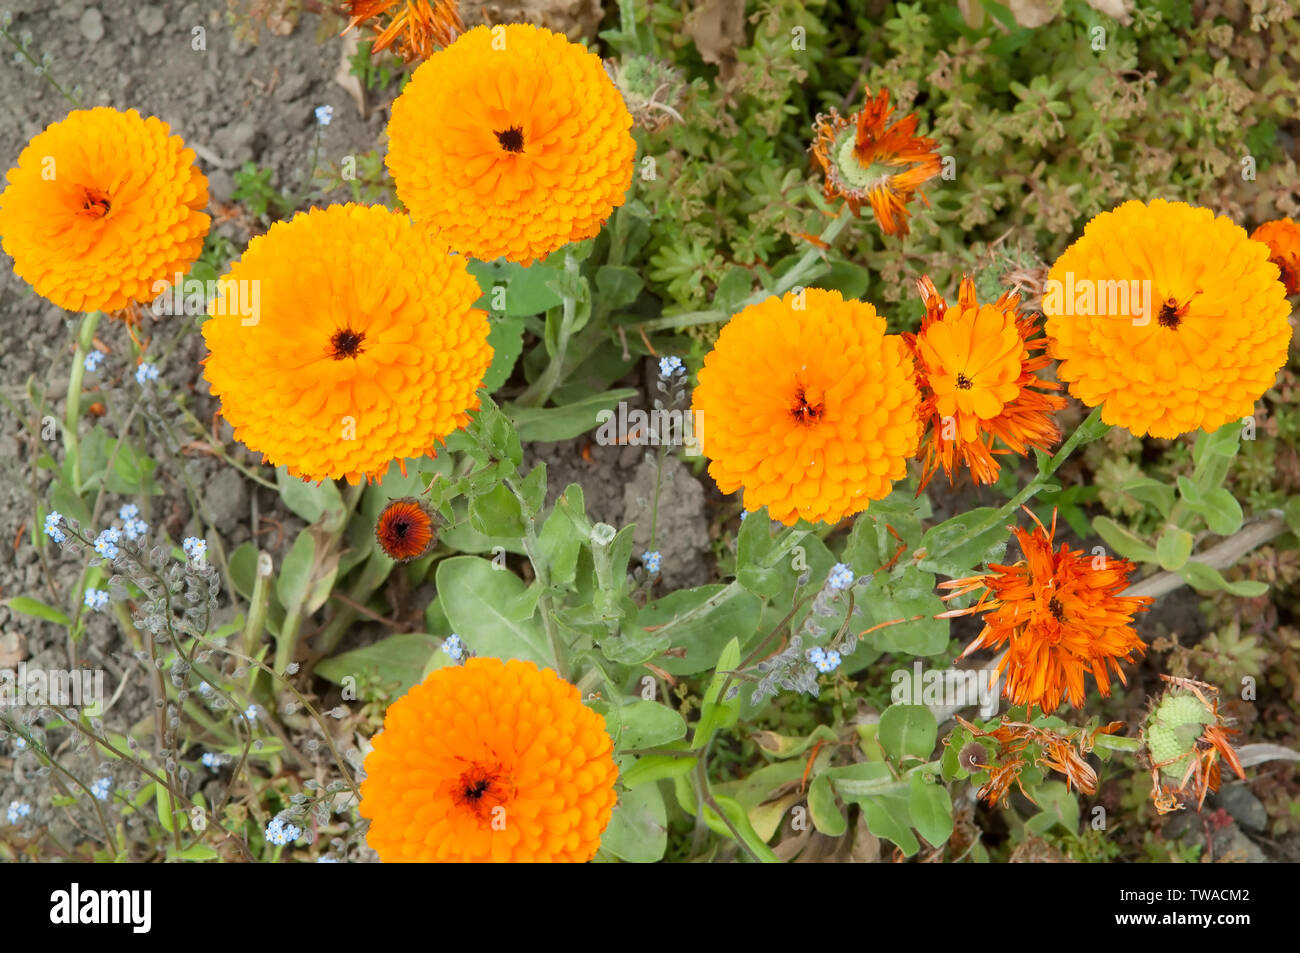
[495,126,525,154]
[329,327,365,360]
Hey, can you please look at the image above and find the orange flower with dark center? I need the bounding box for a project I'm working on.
[940,508,1152,716]
[690,288,922,525]
[386,23,635,265]
[1250,217,1300,295]
[905,276,1066,489]
[0,107,209,314]
[375,497,437,561]
[359,657,618,862]
[810,89,941,237]
[342,0,462,62]
[1044,199,1292,438]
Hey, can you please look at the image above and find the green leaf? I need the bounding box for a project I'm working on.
[5,596,71,626]
[482,315,526,394]
[276,467,343,526]
[601,784,668,862]
[1024,780,1079,836]
[467,258,564,317]
[908,773,953,847]
[538,502,581,588]
[857,566,949,657]
[595,264,645,310]
[1177,477,1244,536]
[436,556,554,666]
[916,507,1010,578]
[1176,560,1268,597]
[468,482,525,537]
[857,792,920,856]
[636,583,762,676]
[507,388,639,443]
[601,699,688,750]
[155,782,175,833]
[620,753,697,789]
[1155,525,1194,571]
[1121,477,1176,517]
[169,843,220,861]
[518,464,547,518]
[315,633,439,697]
[275,531,316,613]
[713,266,753,312]
[227,542,260,602]
[1093,516,1158,564]
[878,705,938,762]
[816,259,870,300]
[693,637,741,749]
[807,773,847,836]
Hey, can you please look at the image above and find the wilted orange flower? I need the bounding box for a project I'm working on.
[386,23,636,265]
[342,0,462,62]
[1044,199,1292,438]
[359,657,619,862]
[905,275,1066,490]
[375,497,438,561]
[691,288,921,526]
[940,508,1152,715]
[0,107,209,314]
[1250,217,1300,295]
[810,89,941,237]
[1145,676,1246,815]
[201,204,491,484]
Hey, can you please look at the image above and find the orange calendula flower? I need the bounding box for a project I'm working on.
[1250,217,1300,295]
[1044,199,1292,438]
[940,508,1152,716]
[810,89,941,237]
[0,107,209,314]
[359,657,619,862]
[375,497,438,561]
[342,0,462,63]
[201,204,491,484]
[691,288,921,526]
[905,275,1066,490]
[386,23,636,265]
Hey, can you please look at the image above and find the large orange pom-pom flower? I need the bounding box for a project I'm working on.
[810,88,941,237]
[905,275,1066,489]
[940,508,1152,715]
[386,23,635,265]
[1250,217,1300,295]
[0,107,209,314]
[359,657,618,862]
[1043,199,1292,438]
[201,204,491,484]
[691,289,921,525]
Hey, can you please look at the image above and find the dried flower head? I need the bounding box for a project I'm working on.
[1044,199,1293,438]
[1144,675,1246,815]
[906,275,1066,489]
[691,288,922,526]
[0,107,209,314]
[359,657,618,862]
[941,508,1152,715]
[201,204,491,484]
[386,23,636,265]
[810,89,941,237]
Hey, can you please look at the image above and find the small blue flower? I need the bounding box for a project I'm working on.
[122,518,149,541]
[806,645,826,665]
[90,777,111,801]
[200,752,221,770]
[118,503,139,521]
[6,800,31,824]
[738,509,749,522]
[13,737,27,751]
[820,649,842,673]
[183,536,206,564]
[314,104,334,126]
[93,532,119,560]
[265,816,303,846]
[84,350,104,373]
[827,562,855,591]
[443,634,463,661]
[243,704,259,722]
[807,645,841,674]
[657,355,684,378]
[316,856,340,863]
[135,362,160,385]
[83,588,110,611]
[44,511,65,544]
[642,551,662,574]
[198,681,213,697]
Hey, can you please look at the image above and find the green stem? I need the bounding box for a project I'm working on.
[65,311,103,495]
[636,209,855,333]
[516,251,582,408]
[508,474,569,679]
